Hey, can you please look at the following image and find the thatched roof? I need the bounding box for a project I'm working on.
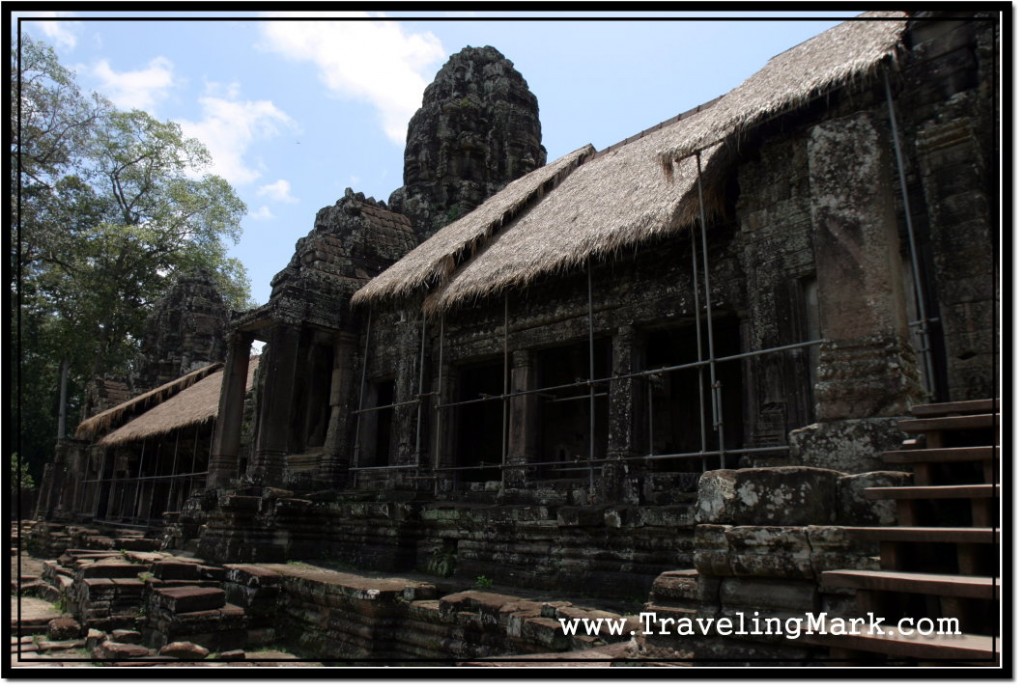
[75,363,222,442]
[96,357,259,447]
[428,136,730,313]
[426,12,907,312]
[353,12,907,314]
[657,11,908,169]
[351,144,595,306]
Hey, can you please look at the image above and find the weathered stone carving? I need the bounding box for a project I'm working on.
[389,46,546,239]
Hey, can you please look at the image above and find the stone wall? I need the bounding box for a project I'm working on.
[196,489,696,601]
[638,466,909,663]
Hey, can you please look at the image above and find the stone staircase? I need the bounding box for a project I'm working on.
[817,398,1000,664]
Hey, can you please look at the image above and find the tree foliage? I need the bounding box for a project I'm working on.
[12,35,252,480]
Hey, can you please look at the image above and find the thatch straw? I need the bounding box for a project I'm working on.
[96,357,259,447]
[657,11,908,170]
[75,363,223,442]
[351,144,595,306]
[427,12,907,312]
[428,137,730,313]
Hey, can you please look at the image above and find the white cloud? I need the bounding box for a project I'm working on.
[91,56,175,111]
[23,13,79,50]
[259,13,445,144]
[258,179,298,204]
[178,82,296,186]
[249,205,275,221]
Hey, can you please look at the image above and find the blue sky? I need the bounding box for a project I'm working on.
[16,9,860,305]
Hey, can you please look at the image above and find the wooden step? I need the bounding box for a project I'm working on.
[821,569,999,599]
[899,414,998,434]
[864,484,999,500]
[807,626,999,662]
[883,446,996,465]
[911,399,997,418]
[843,527,998,544]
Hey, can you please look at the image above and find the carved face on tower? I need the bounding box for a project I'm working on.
[390,46,546,240]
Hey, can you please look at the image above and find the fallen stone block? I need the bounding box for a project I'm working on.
[95,640,152,660]
[151,560,203,581]
[152,586,226,614]
[111,629,143,644]
[85,628,107,650]
[47,616,82,641]
[80,559,149,579]
[159,641,209,660]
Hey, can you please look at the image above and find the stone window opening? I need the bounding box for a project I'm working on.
[535,339,610,481]
[453,358,507,486]
[642,317,743,468]
[358,378,396,468]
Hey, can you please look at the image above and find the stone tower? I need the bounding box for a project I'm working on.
[389,46,546,240]
[136,270,230,389]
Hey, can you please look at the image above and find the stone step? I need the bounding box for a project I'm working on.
[808,626,999,662]
[843,527,998,544]
[864,484,999,500]
[898,414,998,434]
[151,586,227,614]
[882,446,996,465]
[821,569,999,599]
[910,399,997,418]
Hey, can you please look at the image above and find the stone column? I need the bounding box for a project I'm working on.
[793,112,921,473]
[207,331,254,489]
[249,324,301,487]
[392,312,422,466]
[319,334,356,486]
[503,349,538,489]
[603,326,644,502]
[807,111,919,421]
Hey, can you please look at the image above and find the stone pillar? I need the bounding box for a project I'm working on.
[392,312,422,466]
[249,324,301,487]
[503,350,538,489]
[603,326,644,502]
[807,112,919,421]
[791,112,921,473]
[207,331,254,489]
[319,334,356,486]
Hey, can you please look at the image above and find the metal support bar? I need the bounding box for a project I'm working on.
[695,151,727,468]
[884,69,937,400]
[433,310,445,478]
[165,429,181,513]
[501,293,509,467]
[415,313,428,462]
[586,259,596,494]
[690,222,708,462]
[353,307,372,466]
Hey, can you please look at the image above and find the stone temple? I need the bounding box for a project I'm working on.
[23,13,1002,667]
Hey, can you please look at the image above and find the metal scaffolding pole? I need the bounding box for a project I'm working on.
[501,293,510,467]
[586,258,596,493]
[130,440,147,520]
[165,429,181,513]
[352,306,373,467]
[433,310,446,482]
[884,69,937,400]
[696,151,727,468]
[690,211,709,470]
[414,313,428,463]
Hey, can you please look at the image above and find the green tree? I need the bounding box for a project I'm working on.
[12,35,252,482]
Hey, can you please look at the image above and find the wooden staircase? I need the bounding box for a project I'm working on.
[817,399,1000,664]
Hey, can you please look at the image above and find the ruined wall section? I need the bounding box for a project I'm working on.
[735,129,818,455]
[896,15,997,401]
[137,271,230,391]
[267,190,418,332]
[389,46,546,240]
